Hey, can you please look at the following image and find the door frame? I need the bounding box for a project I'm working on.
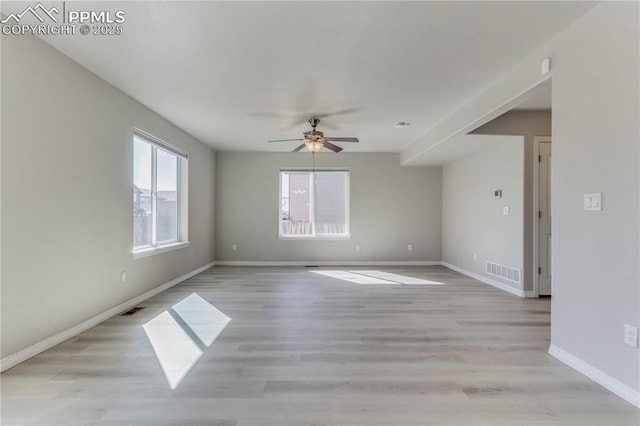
[533,136,552,298]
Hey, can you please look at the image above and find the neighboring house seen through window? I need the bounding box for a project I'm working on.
[133,131,189,256]
[279,169,349,239]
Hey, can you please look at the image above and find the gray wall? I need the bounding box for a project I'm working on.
[1,34,216,358]
[550,2,639,392]
[400,1,638,395]
[472,111,551,292]
[215,152,441,262]
[443,138,525,290]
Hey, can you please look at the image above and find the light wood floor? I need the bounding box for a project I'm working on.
[2,266,638,425]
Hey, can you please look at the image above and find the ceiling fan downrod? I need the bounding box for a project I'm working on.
[309,118,321,130]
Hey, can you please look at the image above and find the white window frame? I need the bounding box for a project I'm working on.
[278,168,350,240]
[133,130,189,259]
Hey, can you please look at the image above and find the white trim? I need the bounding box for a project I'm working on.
[215,260,441,267]
[533,136,552,298]
[0,261,215,373]
[441,262,525,297]
[549,343,640,408]
[150,144,157,244]
[134,128,188,159]
[277,235,352,241]
[179,158,189,243]
[280,167,350,172]
[133,241,190,259]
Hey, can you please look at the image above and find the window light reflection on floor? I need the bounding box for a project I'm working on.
[351,270,445,285]
[143,293,230,389]
[172,293,231,347]
[311,270,444,285]
[142,311,203,389]
[311,270,394,284]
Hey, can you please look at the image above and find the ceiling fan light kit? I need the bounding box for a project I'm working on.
[268,117,359,153]
[304,140,324,153]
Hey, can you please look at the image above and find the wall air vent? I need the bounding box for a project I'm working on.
[486,262,521,285]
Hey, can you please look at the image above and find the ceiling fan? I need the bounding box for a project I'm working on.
[268,118,359,153]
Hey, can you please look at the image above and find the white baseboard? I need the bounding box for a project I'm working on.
[441,261,525,297]
[0,261,216,373]
[549,343,639,408]
[523,290,537,298]
[214,260,441,267]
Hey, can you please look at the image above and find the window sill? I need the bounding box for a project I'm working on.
[278,235,351,241]
[133,241,190,259]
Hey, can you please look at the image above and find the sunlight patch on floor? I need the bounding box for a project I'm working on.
[310,270,396,284]
[311,270,444,285]
[143,311,203,389]
[173,293,231,347]
[143,293,230,389]
[350,270,445,285]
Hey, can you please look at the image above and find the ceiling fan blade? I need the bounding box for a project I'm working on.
[324,137,359,143]
[268,138,305,143]
[289,108,359,126]
[291,144,306,152]
[323,141,343,153]
[313,108,359,119]
[253,111,297,118]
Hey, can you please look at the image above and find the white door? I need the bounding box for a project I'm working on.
[538,141,552,296]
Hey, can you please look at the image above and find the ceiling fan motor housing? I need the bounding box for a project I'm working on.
[304,129,324,142]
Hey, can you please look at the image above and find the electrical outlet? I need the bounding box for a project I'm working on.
[624,324,638,348]
[407,244,413,251]
[473,253,478,261]
[232,244,237,251]
[121,271,127,283]
[355,245,361,252]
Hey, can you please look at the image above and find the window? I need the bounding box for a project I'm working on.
[133,131,189,257]
[279,169,349,239]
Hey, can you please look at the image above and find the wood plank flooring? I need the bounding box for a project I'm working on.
[1,266,638,425]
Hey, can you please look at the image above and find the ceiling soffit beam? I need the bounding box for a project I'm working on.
[400,40,557,166]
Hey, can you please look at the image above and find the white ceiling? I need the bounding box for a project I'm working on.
[31,1,593,152]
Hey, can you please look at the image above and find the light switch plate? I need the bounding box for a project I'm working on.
[541,58,551,75]
[584,193,602,211]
